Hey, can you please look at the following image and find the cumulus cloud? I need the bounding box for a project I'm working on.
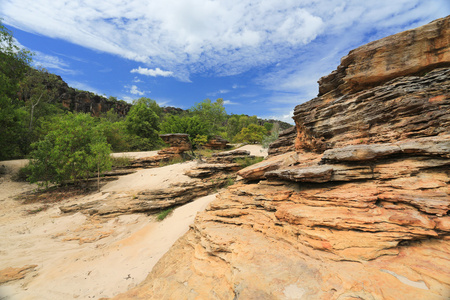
[131,67,174,77]
[1,0,328,79]
[127,85,146,96]
[2,0,447,112]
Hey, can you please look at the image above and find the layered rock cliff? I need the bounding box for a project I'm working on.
[114,17,450,300]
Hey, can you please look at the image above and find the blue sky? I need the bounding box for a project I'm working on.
[2,1,449,123]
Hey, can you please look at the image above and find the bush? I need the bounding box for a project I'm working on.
[27,113,112,188]
[125,99,162,150]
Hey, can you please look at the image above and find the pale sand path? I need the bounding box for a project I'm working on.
[0,145,266,299]
[111,151,158,159]
[235,144,268,157]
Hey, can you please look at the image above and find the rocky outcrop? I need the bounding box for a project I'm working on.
[203,136,230,150]
[159,134,192,154]
[294,67,450,153]
[268,126,296,156]
[186,150,258,178]
[318,16,450,97]
[61,91,131,117]
[114,18,450,299]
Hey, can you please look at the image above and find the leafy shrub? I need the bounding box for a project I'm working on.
[125,99,162,150]
[27,113,112,188]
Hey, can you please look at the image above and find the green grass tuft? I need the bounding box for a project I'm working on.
[157,208,174,221]
[111,156,132,168]
[235,156,264,168]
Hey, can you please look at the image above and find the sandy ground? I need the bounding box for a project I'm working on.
[234,144,268,158]
[111,151,159,159]
[0,146,265,299]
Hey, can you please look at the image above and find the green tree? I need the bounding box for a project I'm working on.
[224,114,259,142]
[0,20,32,160]
[125,98,161,150]
[234,124,268,144]
[134,97,163,118]
[160,115,209,148]
[189,98,227,136]
[89,137,112,191]
[101,108,122,123]
[27,113,111,187]
[18,68,65,153]
[97,119,130,152]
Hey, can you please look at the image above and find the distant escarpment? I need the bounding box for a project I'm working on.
[20,71,132,117]
[114,17,450,300]
[56,78,132,117]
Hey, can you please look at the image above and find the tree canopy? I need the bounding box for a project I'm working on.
[0,20,32,159]
[27,113,111,187]
[189,98,227,136]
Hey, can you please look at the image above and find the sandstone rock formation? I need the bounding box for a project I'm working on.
[186,149,258,178]
[203,136,230,150]
[267,126,296,156]
[318,16,450,97]
[114,17,450,299]
[159,134,192,154]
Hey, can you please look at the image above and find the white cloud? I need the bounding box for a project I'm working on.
[127,85,146,96]
[7,37,78,75]
[2,0,447,102]
[1,0,330,80]
[131,67,174,77]
[223,100,239,105]
[32,51,79,75]
[3,0,446,80]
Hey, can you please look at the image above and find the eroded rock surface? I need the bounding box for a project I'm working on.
[318,16,450,96]
[203,135,230,150]
[268,126,296,156]
[114,17,450,299]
